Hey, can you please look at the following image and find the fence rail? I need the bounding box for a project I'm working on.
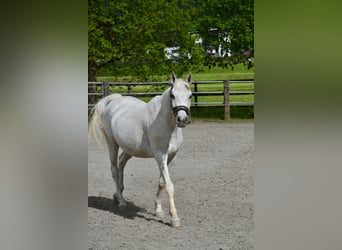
[88,80,254,121]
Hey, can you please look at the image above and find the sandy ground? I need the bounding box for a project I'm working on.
[88,121,254,250]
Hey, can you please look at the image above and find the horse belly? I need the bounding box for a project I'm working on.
[118,133,153,158]
[111,113,153,158]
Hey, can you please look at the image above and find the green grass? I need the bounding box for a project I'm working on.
[97,64,254,82]
[190,64,254,81]
[191,106,254,120]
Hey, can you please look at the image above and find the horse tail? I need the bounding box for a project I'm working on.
[88,94,121,147]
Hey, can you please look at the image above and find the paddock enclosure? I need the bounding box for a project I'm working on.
[88,122,254,249]
[88,80,254,121]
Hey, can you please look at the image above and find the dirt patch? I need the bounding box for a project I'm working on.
[88,121,254,249]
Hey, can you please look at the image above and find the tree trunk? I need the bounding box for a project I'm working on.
[88,64,97,82]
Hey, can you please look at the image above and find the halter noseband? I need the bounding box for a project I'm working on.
[172,105,190,117]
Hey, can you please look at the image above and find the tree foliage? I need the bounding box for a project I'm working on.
[88,0,254,81]
[196,0,254,69]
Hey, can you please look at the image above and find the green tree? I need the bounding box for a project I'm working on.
[88,0,254,81]
[88,0,119,81]
[88,0,202,81]
[195,0,254,69]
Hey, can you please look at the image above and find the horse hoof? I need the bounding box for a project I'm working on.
[113,193,127,208]
[155,210,166,218]
[113,193,118,203]
[171,218,181,228]
[118,201,127,208]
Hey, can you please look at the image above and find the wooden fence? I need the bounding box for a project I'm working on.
[88,80,254,121]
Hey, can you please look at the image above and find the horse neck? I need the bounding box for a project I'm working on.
[146,87,177,129]
[159,87,177,128]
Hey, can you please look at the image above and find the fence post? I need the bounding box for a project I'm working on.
[224,80,230,121]
[194,81,198,105]
[103,81,110,97]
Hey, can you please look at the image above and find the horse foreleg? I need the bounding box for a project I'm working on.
[155,153,176,218]
[155,175,166,217]
[155,153,180,227]
[165,178,180,227]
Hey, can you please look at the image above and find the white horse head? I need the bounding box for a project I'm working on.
[170,71,192,128]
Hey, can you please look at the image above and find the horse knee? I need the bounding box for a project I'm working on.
[159,178,166,189]
[165,182,174,196]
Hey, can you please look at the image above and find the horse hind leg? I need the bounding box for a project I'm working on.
[117,151,132,199]
[105,137,126,207]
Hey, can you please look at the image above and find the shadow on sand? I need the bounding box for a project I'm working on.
[88,196,171,226]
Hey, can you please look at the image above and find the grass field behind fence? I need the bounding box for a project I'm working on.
[96,65,254,120]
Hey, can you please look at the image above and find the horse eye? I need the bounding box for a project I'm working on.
[189,94,192,99]
[170,94,175,99]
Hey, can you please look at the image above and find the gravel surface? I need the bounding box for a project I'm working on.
[88,121,254,250]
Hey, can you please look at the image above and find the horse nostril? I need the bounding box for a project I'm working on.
[177,116,189,124]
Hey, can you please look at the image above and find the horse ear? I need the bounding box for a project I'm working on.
[186,72,192,85]
[170,71,176,85]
